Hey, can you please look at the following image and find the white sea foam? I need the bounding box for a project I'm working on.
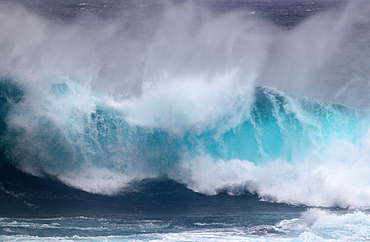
[274,208,370,241]
[2,209,370,241]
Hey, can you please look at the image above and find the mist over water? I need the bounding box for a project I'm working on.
[1,0,370,209]
[0,0,270,97]
[0,0,354,101]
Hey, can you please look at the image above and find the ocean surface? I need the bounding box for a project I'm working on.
[1,0,370,241]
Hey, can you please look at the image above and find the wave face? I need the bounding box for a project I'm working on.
[1,0,370,209]
[1,77,369,208]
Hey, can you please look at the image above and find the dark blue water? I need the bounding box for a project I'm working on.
[0,163,307,237]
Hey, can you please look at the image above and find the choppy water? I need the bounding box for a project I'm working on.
[2,0,370,241]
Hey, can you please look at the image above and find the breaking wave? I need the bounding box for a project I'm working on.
[1,0,370,208]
